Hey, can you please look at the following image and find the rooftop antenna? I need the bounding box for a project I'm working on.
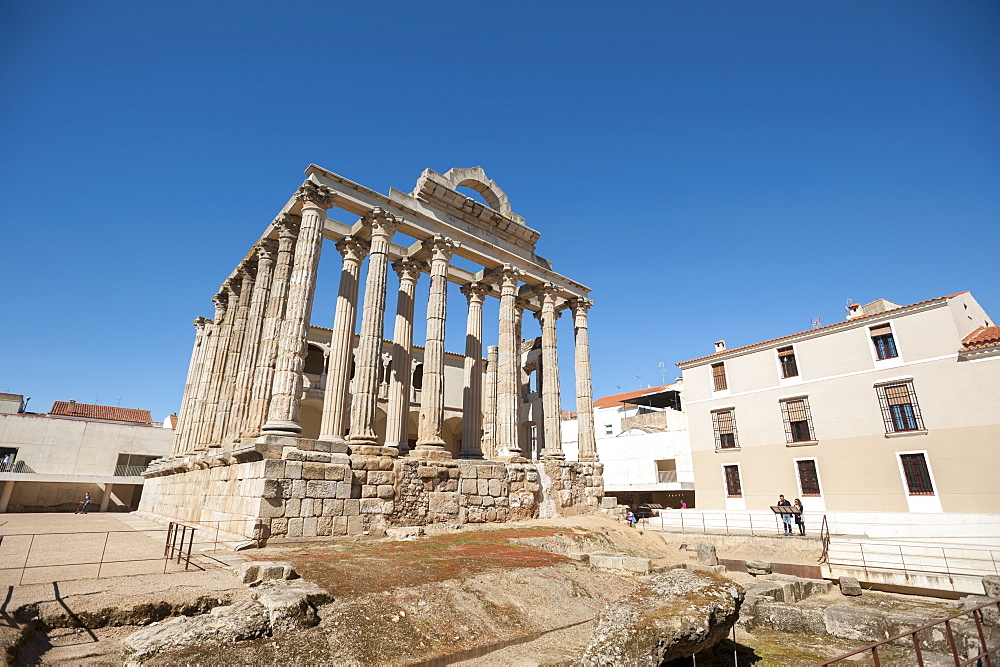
[811,317,822,328]
[658,362,667,385]
[635,374,642,389]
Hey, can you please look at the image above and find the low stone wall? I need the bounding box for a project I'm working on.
[140,437,604,541]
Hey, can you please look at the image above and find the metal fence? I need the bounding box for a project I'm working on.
[644,510,817,538]
[827,539,1000,581]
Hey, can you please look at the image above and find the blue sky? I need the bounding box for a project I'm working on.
[1,1,997,419]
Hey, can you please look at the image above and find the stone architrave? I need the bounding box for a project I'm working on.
[226,241,277,443]
[494,266,525,460]
[213,263,256,444]
[458,282,490,458]
[243,215,298,440]
[347,209,399,448]
[318,236,370,442]
[481,345,499,460]
[415,236,458,456]
[197,285,238,448]
[263,181,336,436]
[536,284,565,460]
[173,316,211,454]
[384,259,424,453]
[570,297,598,462]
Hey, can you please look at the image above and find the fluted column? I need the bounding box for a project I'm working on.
[197,285,237,448]
[481,345,499,460]
[495,266,524,459]
[415,236,458,456]
[213,263,255,443]
[263,181,336,435]
[347,209,399,448]
[536,285,565,460]
[570,298,598,462]
[319,236,370,442]
[226,241,276,443]
[243,216,299,440]
[173,316,211,454]
[459,283,489,458]
[384,259,424,453]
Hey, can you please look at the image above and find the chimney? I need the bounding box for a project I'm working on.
[714,340,726,353]
[846,302,863,320]
[68,399,76,412]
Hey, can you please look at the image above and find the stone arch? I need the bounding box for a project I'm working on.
[443,416,464,458]
[406,411,419,451]
[304,344,326,375]
[441,167,512,217]
[375,407,387,446]
[299,398,323,440]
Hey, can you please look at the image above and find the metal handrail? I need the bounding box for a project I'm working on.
[819,597,1000,665]
[820,514,831,563]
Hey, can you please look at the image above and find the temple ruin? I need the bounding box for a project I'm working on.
[139,165,603,540]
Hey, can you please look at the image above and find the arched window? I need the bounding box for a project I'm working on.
[412,363,423,390]
[304,344,325,375]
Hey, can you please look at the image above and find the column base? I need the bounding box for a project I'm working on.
[348,444,400,457]
[541,450,566,461]
[410,446,452,461]
[261,420,303,436]
[495,454,528,463]
[578,455,600,462]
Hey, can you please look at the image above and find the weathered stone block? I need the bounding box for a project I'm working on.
[367,470,392,485]
[323,499,344,516]
[696,542,719,566]
[287,517,303,538]
[270,517,288,535]
[347,515,364,534]
[482,496,495,507]
[746,560,772,576]
[306,480,338,499]
[343,499,361,516]
[361,485,377,498]
[488,479,502,496]
[467,495,482,506]
[600,496,618,509]
[285,461,303,479]
[263,459,286,479]
[259,498,285,518]
[477,479,489,495]
[378,456,394,471]
[317,516,332,536]
[386,526,424,540]
[839,577,863,596]
[302,462,326,480]
[352,470,368,485]
[360,498,385,514]
[332,516,348,536]
[262,478,282,499]
[302,517,317,537]
[377,485,395,500]
[460,478,478,494]
[428,492,459,516]
[285,498,300,516]
[291,480,307,499]
[336,482,352,499]
[324,464,347,481]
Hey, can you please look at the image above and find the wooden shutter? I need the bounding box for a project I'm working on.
[712,363,728,391]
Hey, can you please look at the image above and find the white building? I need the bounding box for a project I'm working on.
[562,382,695,508]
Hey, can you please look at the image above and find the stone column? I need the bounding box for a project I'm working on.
[197,286,236,448]
[319,236,370,442]
[243,215,298,440]
[0,480,14,513]
[213,262,256,443]
[570,298,598,462]
[414,236,458,457]
[347,209,399,448]
[536,285,565,460]
[263,181,336,435]
[495,266,524,460]
[459,282,490,458]
[99,483,114,512]
[226,240,276,443]
[173,316,210,454]
[384,259,424,453]
[481,345,499,460]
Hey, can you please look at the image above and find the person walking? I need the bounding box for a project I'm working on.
[626,509,637,528]
[75,492,91,514]
[777,494,793,536]
[793,498,805,536]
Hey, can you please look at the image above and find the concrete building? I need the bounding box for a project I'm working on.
[0,396,174,513]
[677,292,999,514]
[563,383,694,509]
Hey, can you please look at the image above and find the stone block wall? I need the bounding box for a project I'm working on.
[140,440,605,541]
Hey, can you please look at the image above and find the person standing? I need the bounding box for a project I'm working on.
[0,453,8,472]
[75,492,91,514]
[793,498,805,536]
[626,509,637,528]
[777,494,792,536]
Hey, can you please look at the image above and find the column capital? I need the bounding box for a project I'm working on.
[256,239,278,263]
[336,235,370,264]
[236,261,257,283]
[489,264,525,292]
[514,296,531,312]
[460,281,492,303]
[392,258,427,284]
[533,308,562,323]
[193,316,211,331]
[211,292,228,320]
[426,235,459,263]
[362,207,399,239]
[568,297,594,316]
[275,213,301,239]
[295,181,337,209]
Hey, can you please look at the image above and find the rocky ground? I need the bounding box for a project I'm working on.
[2,514,984,665]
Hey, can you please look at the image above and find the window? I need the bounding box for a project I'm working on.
[899,453,934,495]
[778,346,799,378]
[711,362,728,392]
[870,324,898,360]
[796,459,821,496]
[723,465,742,497]
[604,423,613,435]
[712,409,738,449]
[780,397,815,442]
[876,381,925,433]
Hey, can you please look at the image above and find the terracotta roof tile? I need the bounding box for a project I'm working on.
[593,384,673,409]
[49,401,152,424]
[962,325,1000,350]
[677,292,970,367]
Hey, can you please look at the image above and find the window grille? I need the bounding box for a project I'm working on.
[778,346,799,378]
[899,453,934,495]
[876,381,924,433]
[723,465,742,497]
[711,362,728,392]
[712,409,738,449]
[870,324,898,360]
[796,459,821,496]
[780,397,815,442]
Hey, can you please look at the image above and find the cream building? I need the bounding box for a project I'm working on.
[677,292,999,514]
[562,383,695,508]
[0,396,175,513]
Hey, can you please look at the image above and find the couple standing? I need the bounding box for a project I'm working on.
[777,495,805,536]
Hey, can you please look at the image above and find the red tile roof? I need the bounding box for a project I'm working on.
[49,401,153,424]
[962,325,1000,350]
[593,384,673,409]
[677,292,970,367]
